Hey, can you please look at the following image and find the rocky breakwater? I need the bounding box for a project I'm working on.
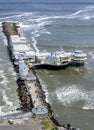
[1,21,49,115]
[2,22,20,36]
[16,78,33,112]
[31,69,60,124]
[1,22,79,130]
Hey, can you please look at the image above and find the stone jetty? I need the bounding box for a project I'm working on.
[2,22,20,36]
[1,21,79,130]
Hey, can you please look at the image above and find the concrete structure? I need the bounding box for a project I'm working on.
[32,105,48,115]
[1,22,70,130]
[10,35,27,44]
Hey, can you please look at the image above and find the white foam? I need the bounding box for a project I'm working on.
[35,16,51,22]
[89,52,94,59]
[0,90,14,116]
[32,36,39,53]
[0,81,19,116]
[82,91,94,110]
[30,25,51,53]
[55,85,94,109]
[0,6,94,29]
[1,12,52,54]
[82,106,94,110]
[18,17,51,53]
[0,106,19,116]
[42,85,49,103]
[0,106,5,116]
[0,12,33,21]
[38,78,49,103]
[0,73,9,85]
[65,7,94,20]
[36,7,94,20]
[20,24,30,28]
[45,90,49,103]
[30,28,41,53]
[2,90,13,107]
[0,70,4,74]
[40,29,51,35]
[8,66,17,78]
[3,38,7,46]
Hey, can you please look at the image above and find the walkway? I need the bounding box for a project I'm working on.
[0,119,42,130]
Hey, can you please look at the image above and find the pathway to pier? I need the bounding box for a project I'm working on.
[26,81,41,107]
[1,21,67,130]
[0,119,42,130]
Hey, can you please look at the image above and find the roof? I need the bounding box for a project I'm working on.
[32,105,48,115]
[25,73,36,81]
[25,51,35,57]
[13,44,31,52]
[11,35,27,44]
[73,50,87,57]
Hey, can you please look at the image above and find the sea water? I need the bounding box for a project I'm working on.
[0,0,94,129]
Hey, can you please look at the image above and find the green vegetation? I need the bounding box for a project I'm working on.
[41,118,58,130]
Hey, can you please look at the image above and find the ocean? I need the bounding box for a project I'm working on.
[0,0,94,130]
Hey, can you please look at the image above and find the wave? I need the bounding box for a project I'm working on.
[0,90,14,116]
[50,6,94,20]
[0,93,19,116]
[2,90,13,107]
[0,4,94,22]
[37,77,49,103]
[55,85,94,110]
[0,72,9,86]
[89,52,94,59]
[47,24,94,29]
[50,8,94,20]
[1,7,94,52]
[0,70,19,116]
[0,12,35,21]
[0,6,94,21]
[0,71,19,116]
[0,6,94,27]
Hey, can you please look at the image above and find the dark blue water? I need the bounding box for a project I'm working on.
[0,0,94,130]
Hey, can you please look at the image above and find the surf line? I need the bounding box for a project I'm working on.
[1,21,80,130]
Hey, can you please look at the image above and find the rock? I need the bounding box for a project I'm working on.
[72,128,80,130]
[8,119,14,125]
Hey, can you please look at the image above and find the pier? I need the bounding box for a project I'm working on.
[0,21,80,130]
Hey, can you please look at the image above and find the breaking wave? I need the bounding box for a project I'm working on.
[55,85,94,110]
[37,77,49,103]
[0,71,9,86]
[1,6,94,22]
[48,6,94,20]
[89,52,94,59]
[0,6,94,51]
[0,89,19,116]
